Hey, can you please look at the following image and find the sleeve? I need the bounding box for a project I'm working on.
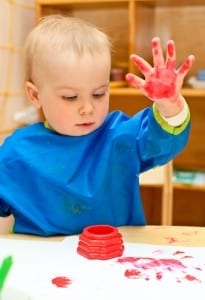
[159,98,189,127]
[131,107,191,173]
[0,139,13,217]
[152,101,190,135]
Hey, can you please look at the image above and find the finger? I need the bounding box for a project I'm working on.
[152,37,164,68]
[177,54,195,78]
[165,39,176,70]
[125,73,145,89]
[130,54,152,77]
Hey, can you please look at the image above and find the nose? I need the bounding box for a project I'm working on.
[79,100,94,115]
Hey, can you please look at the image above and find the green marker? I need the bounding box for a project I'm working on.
[0,256,13,294]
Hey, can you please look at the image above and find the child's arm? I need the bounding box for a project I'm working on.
[0,216,14,234]
[126,37,195,121]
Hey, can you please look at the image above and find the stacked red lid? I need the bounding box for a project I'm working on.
[77,225,124,260]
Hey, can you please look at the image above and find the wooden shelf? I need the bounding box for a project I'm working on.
[110,87,205,98]
[37,0,127,3]
[136,0,205,6]
[140,181,205,191]
[173,182,205,191]
[37,0,205,5]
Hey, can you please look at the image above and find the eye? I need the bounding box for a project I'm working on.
[62,95,78,101]
[93,92,105,99]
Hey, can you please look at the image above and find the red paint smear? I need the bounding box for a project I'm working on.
[164,237,178,244]
[156,271,163,280]
[172,251,193,259]
[125,269,141,278]
[185,274,201,283]
[125,269,150,280]
[118,256,138,263]
[142,258,185,269]
[173,251,185,255]
[51,276,72,288]
[118,256,185,270]
[118,256,202,283]
[182,230,198,236]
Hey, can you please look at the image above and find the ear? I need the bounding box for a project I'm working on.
[25,81,41,109]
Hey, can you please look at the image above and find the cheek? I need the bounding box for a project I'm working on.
[97,100,109,120]
[53,106,75,121]
[42,101,73,123]
[104,95,110,112]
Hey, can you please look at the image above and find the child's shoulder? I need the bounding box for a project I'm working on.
[13,122,45,136]
[0,123,54,162]
[1,122,46,150]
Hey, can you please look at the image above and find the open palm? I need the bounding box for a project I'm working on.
[126,37,195,103]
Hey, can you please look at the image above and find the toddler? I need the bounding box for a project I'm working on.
[0,15,194,236]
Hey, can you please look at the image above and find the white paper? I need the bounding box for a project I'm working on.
[0,237,205,300]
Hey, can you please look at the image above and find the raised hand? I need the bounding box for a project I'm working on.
[126,37,195,105]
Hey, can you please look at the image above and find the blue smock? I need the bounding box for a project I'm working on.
[0,107,190,236]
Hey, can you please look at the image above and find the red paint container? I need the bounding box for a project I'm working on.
[77,225,124,260]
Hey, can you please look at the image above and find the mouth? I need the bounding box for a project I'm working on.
[76,122,95,127]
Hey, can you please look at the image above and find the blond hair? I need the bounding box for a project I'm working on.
[24,15,112,82]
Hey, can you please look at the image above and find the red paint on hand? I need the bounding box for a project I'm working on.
[130,55,150,74]
[127,37,195,104]
[144,69,176,99]
[51,276,72,288]
[167,41,174,57]
[152,39,158,49]
[178,56,194,74]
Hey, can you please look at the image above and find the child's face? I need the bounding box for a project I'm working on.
[26,51,111,136]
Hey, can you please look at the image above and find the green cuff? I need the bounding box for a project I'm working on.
[152,103,190,135]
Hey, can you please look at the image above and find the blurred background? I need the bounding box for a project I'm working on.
[0,0,35,143]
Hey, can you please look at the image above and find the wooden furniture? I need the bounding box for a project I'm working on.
[35,0,205,226]
[1,225,205,246]
[139,161,173,226]
[119,225,205,246]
